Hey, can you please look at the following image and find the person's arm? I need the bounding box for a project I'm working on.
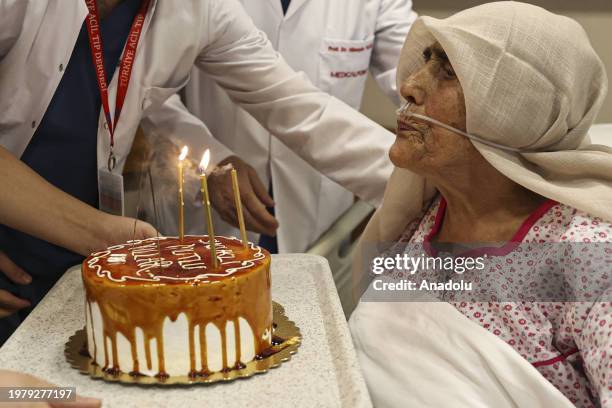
[0,146,156,257]
[370,0,418,106]
[195,0,394,208]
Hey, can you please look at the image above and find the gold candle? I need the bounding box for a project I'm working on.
[231,168,248,248]
[199,150,218,269]
[178,146,188,242]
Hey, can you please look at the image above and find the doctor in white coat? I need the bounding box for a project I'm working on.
[0,0,394,340]
[180,0,417,253]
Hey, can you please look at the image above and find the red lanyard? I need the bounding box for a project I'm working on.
[83,0,150,168]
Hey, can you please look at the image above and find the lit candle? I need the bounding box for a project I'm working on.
[199,150,218,269]
[178,146,188,242]
[231,168,248,248]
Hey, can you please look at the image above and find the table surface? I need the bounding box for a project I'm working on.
[0,254,372,408]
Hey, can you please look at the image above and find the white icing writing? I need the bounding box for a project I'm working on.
[168,244,206,270]
[87,236,265,283]
[108,254,127,264]
[131,242,172,274]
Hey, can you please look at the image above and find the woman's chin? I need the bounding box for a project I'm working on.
[389,137,425,169]
[388,144,402,167]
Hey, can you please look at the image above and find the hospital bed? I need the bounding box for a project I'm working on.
[306,200,374,318]
[590,123,612,145]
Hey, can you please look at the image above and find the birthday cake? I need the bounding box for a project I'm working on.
[81,235,272,378]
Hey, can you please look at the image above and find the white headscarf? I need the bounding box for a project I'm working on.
[351,1,612,306]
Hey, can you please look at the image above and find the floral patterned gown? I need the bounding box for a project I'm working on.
[379,196,612,407]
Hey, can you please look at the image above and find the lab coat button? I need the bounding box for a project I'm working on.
[31,120,36,128]
[103,122,109,130]
[59,63,64,72]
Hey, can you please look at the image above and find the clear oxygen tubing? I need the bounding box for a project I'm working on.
[396,101,525,153]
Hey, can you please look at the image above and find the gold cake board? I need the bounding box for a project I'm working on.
[65,302,301,385]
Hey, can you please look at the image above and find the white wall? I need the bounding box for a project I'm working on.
[361,1,612,128]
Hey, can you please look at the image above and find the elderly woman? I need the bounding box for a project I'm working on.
[349,2,612,408]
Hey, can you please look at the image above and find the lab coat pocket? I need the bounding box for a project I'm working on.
[319,37,374,109]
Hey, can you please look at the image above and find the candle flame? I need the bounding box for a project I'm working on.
[178,146,189,162]
[199,149,211,174]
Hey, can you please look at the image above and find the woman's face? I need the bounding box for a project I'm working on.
[390,42,474,177]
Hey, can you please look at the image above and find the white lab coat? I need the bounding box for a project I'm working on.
[182,0,415,253]
[0,0,394,220]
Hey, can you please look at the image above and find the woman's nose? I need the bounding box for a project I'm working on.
[400,69,428,106]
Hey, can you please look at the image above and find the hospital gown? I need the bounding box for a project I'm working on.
[383,196,612,407]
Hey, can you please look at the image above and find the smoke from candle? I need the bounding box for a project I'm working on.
[178,145,188,242]
[127,136,222,237]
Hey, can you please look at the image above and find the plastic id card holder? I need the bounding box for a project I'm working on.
[98,167,125,216]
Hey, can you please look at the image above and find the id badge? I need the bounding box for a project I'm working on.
[98,168,125,216]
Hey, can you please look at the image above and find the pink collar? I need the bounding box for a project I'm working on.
[423,196,558,257]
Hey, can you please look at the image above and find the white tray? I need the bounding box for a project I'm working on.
[0,254,372,408]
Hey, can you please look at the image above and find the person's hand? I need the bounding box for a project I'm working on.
[0,369,100,407]
[104,215,158,245]
[0,251,31,319]
[208,156,279,236]
[99,215,158,251]
[83,214,158,256]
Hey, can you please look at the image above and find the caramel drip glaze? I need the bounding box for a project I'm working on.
[82,236,272,377]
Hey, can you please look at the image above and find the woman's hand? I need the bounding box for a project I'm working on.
[0,251,31,319]
[0,369,100,407]
[208,156,278,236]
